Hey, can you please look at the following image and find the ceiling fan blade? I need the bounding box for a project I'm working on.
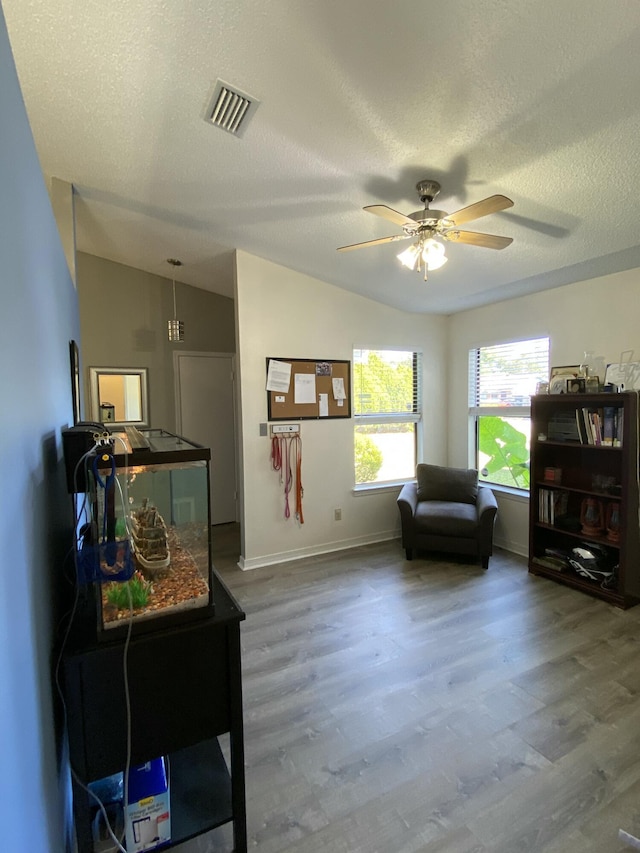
[443,230,513,250]
[337,233,411,252]
[444,194,513,227]
[363,204,415,227]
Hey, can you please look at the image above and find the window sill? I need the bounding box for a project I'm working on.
[483,483,529,502]
[352,480,409,496]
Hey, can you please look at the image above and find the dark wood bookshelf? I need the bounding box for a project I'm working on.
[529,392,640,608]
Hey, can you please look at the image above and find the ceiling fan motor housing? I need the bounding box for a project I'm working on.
[416,179,441,203]
[407,209,447,226]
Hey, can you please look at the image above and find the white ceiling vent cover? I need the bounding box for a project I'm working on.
[204,80,260,138]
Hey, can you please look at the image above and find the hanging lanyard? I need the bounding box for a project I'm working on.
[271,434,303,523]
[292,434,304,524]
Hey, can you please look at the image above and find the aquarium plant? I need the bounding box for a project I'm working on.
[105,571,153,610]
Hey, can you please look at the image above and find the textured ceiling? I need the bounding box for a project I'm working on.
[4,0,640,314]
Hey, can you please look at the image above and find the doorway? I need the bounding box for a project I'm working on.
[174,351,237,525]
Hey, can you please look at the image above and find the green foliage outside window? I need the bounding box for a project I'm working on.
[478,416,530,489]
[354,433,383,482]
[354,351,414,414]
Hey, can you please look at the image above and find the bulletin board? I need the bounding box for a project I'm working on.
[266,357,351,420]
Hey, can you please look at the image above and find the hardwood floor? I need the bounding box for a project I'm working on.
[177,525,640,852]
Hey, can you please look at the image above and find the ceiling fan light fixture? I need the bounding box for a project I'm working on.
[397,243,421,270]
[398,236,447,276]
[421,238,447,270]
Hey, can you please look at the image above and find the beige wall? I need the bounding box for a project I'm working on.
[448,267,640,556]
[77,253,235,431]
[235,250,448,568]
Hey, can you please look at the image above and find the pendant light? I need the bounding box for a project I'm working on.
[166,258,184,342]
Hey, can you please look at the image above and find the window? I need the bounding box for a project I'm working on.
[469,337,549,490]
[353,349,422,485]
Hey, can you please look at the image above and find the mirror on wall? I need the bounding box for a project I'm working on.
[88,367,149,427]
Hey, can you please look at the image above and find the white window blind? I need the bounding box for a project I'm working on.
[354,349,422,421]
[469,337,549,417]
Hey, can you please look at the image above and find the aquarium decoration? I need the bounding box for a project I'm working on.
[130,498,170,575]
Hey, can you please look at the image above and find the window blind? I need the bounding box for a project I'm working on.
[469,337,549,415]
[353,349,422,419]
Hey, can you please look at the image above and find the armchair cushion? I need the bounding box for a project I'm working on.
[414,500,479,538]
[416,463,478,505]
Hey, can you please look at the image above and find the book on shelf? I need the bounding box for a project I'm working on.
[572,406,622,446]
[602,406,615,446]
[538,488,569,525]
[616,408,623,446]
[575,409,589,444]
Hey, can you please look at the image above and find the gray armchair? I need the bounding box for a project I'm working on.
[397,463,498,568]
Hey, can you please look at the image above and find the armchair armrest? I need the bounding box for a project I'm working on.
[397,481,418,518]
[476,486,498,558]
[397,482,418,557]
[477,485,498,519]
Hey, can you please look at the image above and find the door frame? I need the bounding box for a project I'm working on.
[173,350,239,523]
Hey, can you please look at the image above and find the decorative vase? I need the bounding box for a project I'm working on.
[580,497,604,536]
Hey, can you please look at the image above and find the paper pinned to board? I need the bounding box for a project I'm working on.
[294,373,316,404]
[332,377,346,400]
[319,393,329,417]
[266,359,292,393]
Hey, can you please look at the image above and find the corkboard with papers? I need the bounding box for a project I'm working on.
[266,357,351,420]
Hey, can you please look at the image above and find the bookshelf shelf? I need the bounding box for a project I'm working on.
[529,392,640,608]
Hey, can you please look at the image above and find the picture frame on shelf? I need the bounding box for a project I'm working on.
[604,362,640,391]
[549,364,580,395]
[566,377,586,393]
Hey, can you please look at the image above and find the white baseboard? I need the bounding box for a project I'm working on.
[237,530,527,571]
[494,534,528,558]
[238,529,399,571]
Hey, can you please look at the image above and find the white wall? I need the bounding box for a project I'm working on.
[448,267,640,555]
[1,4,80,849]
[235,251,447,568]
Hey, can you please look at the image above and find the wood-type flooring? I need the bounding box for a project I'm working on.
[177,526,640,853]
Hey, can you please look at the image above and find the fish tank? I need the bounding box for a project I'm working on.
[65,426,213,641]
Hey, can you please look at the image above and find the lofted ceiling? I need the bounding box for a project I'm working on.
[4,0,640,314]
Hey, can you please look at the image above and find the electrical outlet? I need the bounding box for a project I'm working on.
[334,508,342,521]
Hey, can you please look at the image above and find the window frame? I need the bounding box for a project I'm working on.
[468,337,550,492]
[353,348,423,488]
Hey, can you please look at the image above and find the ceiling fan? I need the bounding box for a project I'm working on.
[337,180,514,279]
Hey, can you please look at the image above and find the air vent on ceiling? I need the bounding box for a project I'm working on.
[204,79,260,138]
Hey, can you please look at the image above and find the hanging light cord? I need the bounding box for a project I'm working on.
[172,275,178,321]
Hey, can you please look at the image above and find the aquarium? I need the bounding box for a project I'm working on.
[66,427,214,640]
